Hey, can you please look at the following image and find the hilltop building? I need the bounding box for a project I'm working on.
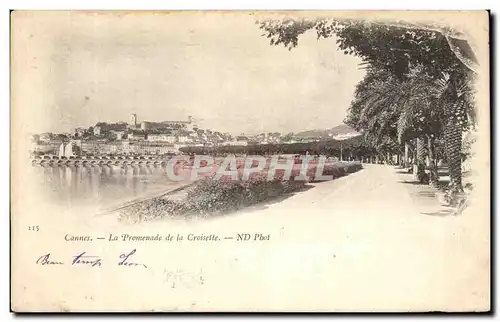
[140,116,194,132]
[94,122,128,136]
[130,113,137,128]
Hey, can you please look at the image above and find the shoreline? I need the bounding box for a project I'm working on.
[94,180,196,217]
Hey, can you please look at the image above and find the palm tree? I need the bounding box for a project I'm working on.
[395,68,476,195]
[347,67,434,171]
[347,64,476,196]
[434,71,476,199]
[346,69,403,154]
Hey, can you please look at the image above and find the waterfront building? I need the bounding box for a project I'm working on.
[222,140,248,146]
[147,134,176,143]
[177,136,192,144]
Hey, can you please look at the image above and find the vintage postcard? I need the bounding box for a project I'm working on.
[10,10,490,312]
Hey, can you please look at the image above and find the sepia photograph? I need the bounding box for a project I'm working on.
[10,10,490,312]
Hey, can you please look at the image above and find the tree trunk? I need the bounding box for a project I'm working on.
[404,143,409,167]
[414,137,426,180]
[416,137,426,163]
[427,134,439,188]
[410,139,417,171]
[444,115,463,195]
[443,75,465,207]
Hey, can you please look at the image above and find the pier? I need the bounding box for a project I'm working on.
[31,155,181,167]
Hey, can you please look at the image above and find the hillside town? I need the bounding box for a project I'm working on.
[30,114,360,157]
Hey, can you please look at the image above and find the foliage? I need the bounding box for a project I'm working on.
[258,17,478,196]
[259,18,476,77]
[259,18,477,140]
[118,161,363,222]
[345,64,476,147]
[179,136,364,156]
[119,177,300,222]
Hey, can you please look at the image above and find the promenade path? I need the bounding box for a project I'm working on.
[127,164,489,311]
[15,164,489,312]
[183,163,489,312]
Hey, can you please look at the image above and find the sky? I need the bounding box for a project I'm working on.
[13,12,366,135]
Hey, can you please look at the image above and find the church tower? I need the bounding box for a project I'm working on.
[130,113,137,127]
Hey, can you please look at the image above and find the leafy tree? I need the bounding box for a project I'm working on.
[282,132,294,142]
[53,133,69,142]
[259,18,477,199]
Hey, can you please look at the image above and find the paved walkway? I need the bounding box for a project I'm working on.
[189,164,490,311]
[147,164,490,311]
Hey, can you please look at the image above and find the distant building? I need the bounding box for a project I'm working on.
[331,133,361,140]
[127,141,180,155]
[108,122,128,132]
[147,134,176,143]
[39,133,52,143]
[93,122,128,137]
[140,116,193,132]
[93,126,102,136]
[73,127,86,138]
[122,140,130,153]
[236,135,249,142]
[223,140,248,146]
[128,132,146,140]
[130,113,137,127]
[110,130,125,140]
[177,136,192,144]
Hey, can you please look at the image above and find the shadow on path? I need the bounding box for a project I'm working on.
[233,184,316,215]
[421,208,455,217]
